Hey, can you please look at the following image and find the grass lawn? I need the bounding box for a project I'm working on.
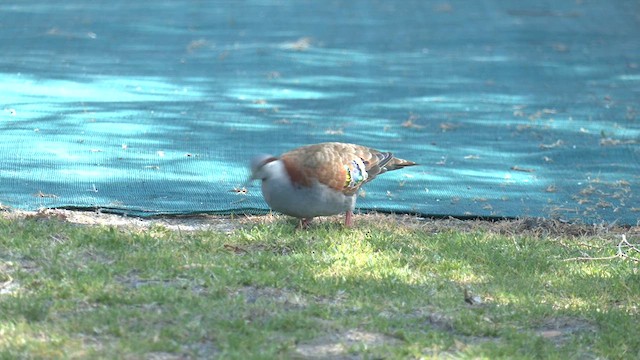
[1,211,639,359]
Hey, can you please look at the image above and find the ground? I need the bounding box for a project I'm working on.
[1,208,638,358]
[4,208,637,237]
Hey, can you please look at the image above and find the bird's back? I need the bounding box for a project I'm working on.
[280,142,416,196]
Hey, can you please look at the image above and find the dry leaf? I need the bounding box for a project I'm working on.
[511,166,535,172]
[540,140,564,149]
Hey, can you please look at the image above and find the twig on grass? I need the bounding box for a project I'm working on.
[563,235,639,263]
[618,234,640,261]
[563,254,620,262]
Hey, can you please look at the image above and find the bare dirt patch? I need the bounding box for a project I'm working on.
[534,316,597,346]
[0,269,19,295]
[232,286,309,309]
[0,257,40,296]
[2,209,638,239]
[295,329,400,359]
[1,209,243,233]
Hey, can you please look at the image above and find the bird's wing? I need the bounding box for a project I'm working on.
[280,142,412,196]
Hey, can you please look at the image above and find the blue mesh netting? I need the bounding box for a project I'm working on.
[1,1,639,224]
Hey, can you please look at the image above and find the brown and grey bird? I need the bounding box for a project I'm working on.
[248,142,416,228]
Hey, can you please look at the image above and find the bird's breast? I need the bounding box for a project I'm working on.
[261,178,356,218]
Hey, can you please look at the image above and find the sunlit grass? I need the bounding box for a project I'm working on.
[0,214,638,358]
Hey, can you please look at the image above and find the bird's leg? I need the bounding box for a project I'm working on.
[344,210,354,228]
[298,217,313,229]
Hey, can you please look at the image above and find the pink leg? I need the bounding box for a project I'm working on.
[344,210,354,227]
[298,218,313,229]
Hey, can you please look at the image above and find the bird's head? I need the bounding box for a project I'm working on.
[249,154,280,181]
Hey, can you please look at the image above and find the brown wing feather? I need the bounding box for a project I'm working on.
[281,143,348,192]
[281,142,416,195]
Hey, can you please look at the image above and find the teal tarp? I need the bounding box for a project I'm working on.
[1,1,639,224]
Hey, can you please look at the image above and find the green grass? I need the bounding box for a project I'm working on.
[0,215,638,359]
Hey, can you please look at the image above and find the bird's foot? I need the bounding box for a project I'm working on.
[344,211,354,228]
[297,218,313,229]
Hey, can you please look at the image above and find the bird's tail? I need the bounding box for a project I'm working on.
[387,157,417,171]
